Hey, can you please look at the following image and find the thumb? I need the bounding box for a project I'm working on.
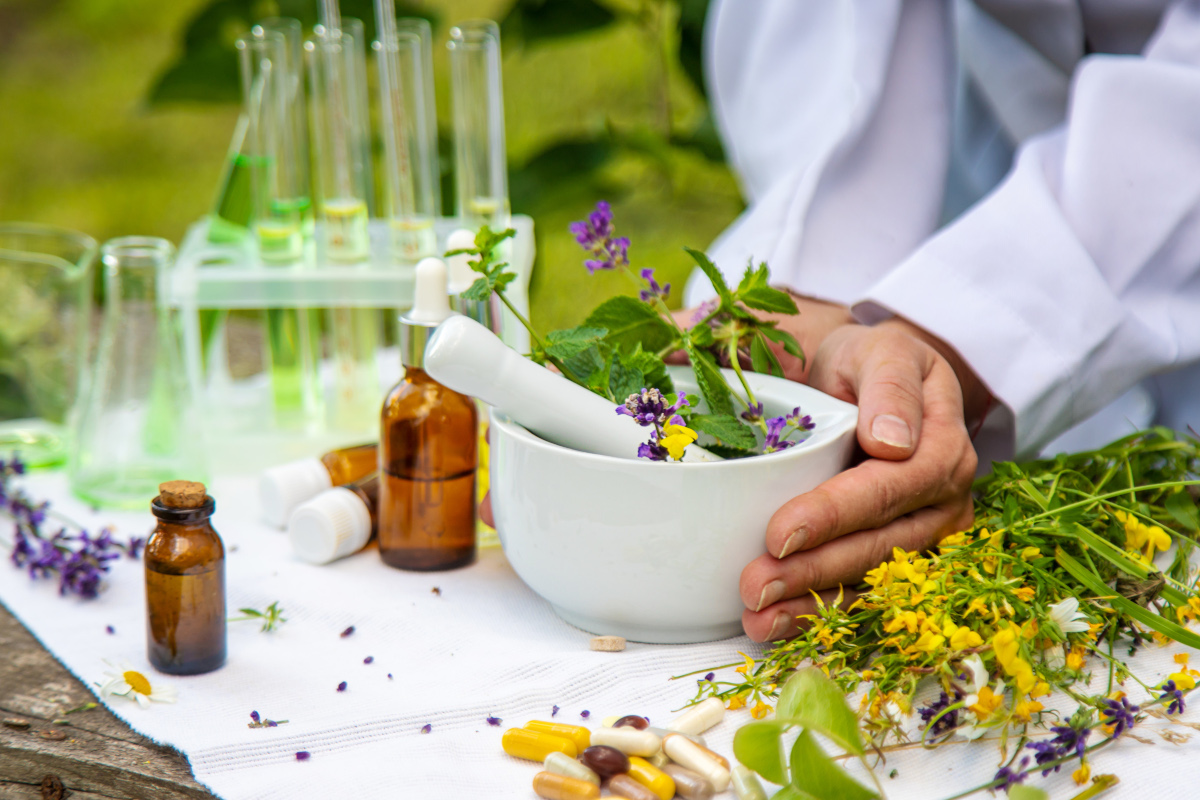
[852,344,929,461]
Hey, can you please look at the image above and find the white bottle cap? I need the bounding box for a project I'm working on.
[445,228,478,294]
[408,257,453,324]
[259,458,333,528]
[288,487,373,564]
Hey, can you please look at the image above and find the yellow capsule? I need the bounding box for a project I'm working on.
[525,720,592,751]
[503,728,578,762]
[533,770,601,800]
[627,756,676,800]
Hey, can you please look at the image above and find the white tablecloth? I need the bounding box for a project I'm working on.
[2,470,1199,800]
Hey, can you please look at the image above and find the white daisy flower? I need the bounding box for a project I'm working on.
[99,661,178,708]
[1047,597,1090,635]
[1045,643,1066,669]
[960,654,989,706]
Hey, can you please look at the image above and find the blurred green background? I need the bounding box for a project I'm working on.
[0,0,745,333]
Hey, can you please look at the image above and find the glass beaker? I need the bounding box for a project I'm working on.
[0,224,98,469]
[70,237,208,509]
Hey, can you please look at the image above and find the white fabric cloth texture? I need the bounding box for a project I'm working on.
[3,471,1200,799]
[687,0,1200,463]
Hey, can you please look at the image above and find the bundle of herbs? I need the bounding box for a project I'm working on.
[688,428,1200,799]
[450,202,816,461]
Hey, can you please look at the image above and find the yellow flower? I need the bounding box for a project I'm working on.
[965,597,988,617]
[1014,586,1036,603]
[860,669,875,681]
[1013,699,1044,722]
[904,631,946,655]
[969,686,1004,719]
[1145,525,1172,560]
[1169,672,1197,690]
[1020,546,1041,560]
[992,627,1020,669]
[1066,645,1086,671]
[1021,619,1039,639]
[945,622,983,650]
[660,423,698,461]
[727,695,747,710]
[864,563,891,588]
[735,651,755,676]
[751,700,771,719]
[1073,763,1091,785]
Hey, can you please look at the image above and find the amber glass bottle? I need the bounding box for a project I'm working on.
[379,257,477,570]
[145,480,226,674]
[320,443,378,484]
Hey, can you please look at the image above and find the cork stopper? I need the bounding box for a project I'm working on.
[158,480,207,508]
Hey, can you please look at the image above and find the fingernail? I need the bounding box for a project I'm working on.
[779,526,806,558]
[766,611,790,641]
[871,414,912,449]
[756,580,786,612]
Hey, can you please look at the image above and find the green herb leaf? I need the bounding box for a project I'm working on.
[732,721,789,786]
[776,669,865,755]
[759,325,804,362]
[689,323,716,348]
[584,296,676,354]
[690,414,757,450]
[751,334,784,377]
[561,346,606,390]
[544,326,608,360]
[462,276,493,301]
[684,247,734,309]
[686,345,735,416]
[789,730,878,800]
[704,444,759,459]
[608,357,644,402]
[1166,491,1200,532]
[612,344,673,397]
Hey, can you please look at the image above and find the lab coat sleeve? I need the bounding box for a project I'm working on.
[854,2,1200,459]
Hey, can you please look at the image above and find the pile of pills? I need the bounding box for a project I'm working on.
[500,697,769,800]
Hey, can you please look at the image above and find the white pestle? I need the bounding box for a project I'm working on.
[423,315,720,462]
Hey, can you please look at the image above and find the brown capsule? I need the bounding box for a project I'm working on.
[608,774,658,800]
[664,764,715,799]
[38,729,68,741]
[614,715,650,730]
[580,744,629,778]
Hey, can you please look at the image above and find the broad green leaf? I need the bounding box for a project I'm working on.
[561,346,606,390]
[684,247,734,309]
[1068,524,1187,605]
[1166,490,1200,532]
[1055,548,1200,648]
[462,277,492,302]
[733,721,789,786]
[686,345,735,416]
[770,787,813,800]
[617,344,674,396]
[751,334,784,377]
[789,730,878,800]
[690,414,757,450]
[1007,786,1049,800]
[584,296,675,354]
[775,669,865,755]
[759,326,804,362]
[741,286,800,315]
[737,262,771,295]
[608,359,644,402]
[689,323,716,348]
[544,326,608,360]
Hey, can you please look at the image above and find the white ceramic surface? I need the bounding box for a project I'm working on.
[489,366,859,644]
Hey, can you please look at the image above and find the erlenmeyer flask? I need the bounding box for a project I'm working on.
[70,237,207,508]
[0,224,97,468]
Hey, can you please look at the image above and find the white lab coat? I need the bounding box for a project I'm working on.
[686,0,1200,463]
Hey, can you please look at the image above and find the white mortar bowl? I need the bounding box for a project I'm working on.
[489,367,858,644]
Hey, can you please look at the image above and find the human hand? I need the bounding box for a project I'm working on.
[738,319,983,641]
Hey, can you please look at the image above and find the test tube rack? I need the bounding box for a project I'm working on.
[168,214,534,473]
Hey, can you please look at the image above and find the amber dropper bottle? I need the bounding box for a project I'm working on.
[379,257,477,570]
[259,442,378,527]
[145,480,226,675]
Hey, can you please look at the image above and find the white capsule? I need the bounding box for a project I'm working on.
[647,727,706,748]
[731,765,768,800]
[544,751,600,785]
[665,697,725,736]
[589,726,661,757]
[662,734,730,793]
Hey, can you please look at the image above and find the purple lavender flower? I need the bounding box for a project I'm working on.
[387,673,394,680]
[570,202,631,273]
[741,403,764,423]
[637,433,669,462]
[1160,680,1186,715]
[295,751,310,761]
[1100,695,1138,738]
[705,672,715,681]
[763,416,797,453]
[690,298,719,326]
[552,705,560,717]
[486,715,501,726]
[251,711,261,723]
[1026,724,1090,775]
[786,407,816,431]
[421,723,432,734]
[617,389,688,428]
[638,268,671,303]
[993,757,1029,791]
[363,656,374,664]
[106,625,115,634]
[340,626,355,638]
[126,536,145,559]
[337,681,347,692]
[580,710,590,719]
[918,690,963,739]
[267,720,278,727]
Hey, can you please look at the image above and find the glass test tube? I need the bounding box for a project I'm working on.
[257,18,314,242]
[307,21,381,433]
[374,5,439,264]
[238,30,323,430]
[448,20,511,232]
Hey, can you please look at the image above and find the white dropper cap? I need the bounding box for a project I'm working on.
[445,228,478,294]
[400,257,454,368]
[260,458,334,528]
[288,487,373,564]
